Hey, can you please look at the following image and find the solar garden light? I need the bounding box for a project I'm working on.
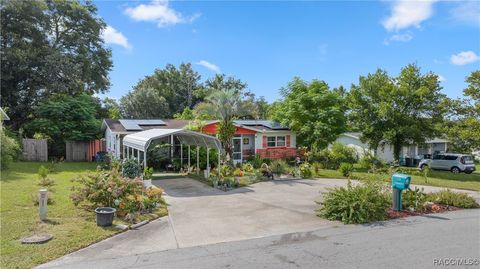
[391,173,411,211]
[39,189,48,221]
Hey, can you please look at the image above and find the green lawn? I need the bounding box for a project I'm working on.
[313,167,480,191]
[0,162,166,269]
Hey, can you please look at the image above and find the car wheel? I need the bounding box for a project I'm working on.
[420,164,428,170]
[451,167,460,174]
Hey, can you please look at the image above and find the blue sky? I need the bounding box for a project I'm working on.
[96,0,480,102]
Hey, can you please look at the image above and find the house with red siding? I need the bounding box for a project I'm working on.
[202,120,297,164]
[102,119,297,164]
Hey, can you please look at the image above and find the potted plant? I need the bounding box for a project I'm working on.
[143,167,154,187]
[94,207,116,227]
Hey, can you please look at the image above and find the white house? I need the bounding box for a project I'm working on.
[334,132,449,163]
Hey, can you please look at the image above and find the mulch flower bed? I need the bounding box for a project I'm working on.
[387,203,461,219]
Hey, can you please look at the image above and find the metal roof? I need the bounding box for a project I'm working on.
[233,120,288,130]
[118,119,166,131]
[123,129,222,151]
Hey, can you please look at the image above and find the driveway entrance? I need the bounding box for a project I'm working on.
[154,178,337,248]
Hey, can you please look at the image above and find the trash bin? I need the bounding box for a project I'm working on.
[405,157,413,167]
[95,207,116,227]
[391,173,411,211]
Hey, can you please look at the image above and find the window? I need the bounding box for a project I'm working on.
[267,136,276,147]
[243,138,250,145]
[266,136,286,147]
[433,155,444,160]
[444,155,458,160]
[277,136,286,147]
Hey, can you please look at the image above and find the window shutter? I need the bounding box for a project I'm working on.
[286,135,291,147]
[262,136,267,148]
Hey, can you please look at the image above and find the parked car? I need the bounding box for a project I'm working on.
[419,153,476,174]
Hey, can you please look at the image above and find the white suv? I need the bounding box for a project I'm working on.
[419,154,476,174]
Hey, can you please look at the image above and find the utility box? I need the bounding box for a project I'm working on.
[391,173,411,211]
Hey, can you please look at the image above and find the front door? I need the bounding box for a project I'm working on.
[233,138,242,165]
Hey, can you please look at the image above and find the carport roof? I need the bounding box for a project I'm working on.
[122,129,222,151]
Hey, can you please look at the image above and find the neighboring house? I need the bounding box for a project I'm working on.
[202,120,297,164]
[102,119,297,163]
[335,132,449,163]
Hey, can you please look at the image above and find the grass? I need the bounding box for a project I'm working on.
[0,161,167,269]
[312,165,480,191]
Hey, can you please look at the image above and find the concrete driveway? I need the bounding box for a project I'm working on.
[154,178,338,248]
[38,177,480,268]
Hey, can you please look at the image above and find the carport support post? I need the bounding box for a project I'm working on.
[196,146,199,174]
[143,150,147,168]
[206,147,209,171]
[180,144,183,169]
[137,149,140,164]
[218,148,221,172]
[188,145,191,171]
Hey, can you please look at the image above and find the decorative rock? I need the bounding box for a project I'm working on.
[130,220,149,229]
[114,224,129,231]
[20,234,53,244]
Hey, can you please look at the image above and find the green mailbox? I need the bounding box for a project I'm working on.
[391,173,411,211]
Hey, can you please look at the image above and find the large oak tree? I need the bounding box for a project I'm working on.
[348,64,447,161]
[1,0,113,130]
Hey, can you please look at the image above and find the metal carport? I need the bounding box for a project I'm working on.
[122,129,222,172]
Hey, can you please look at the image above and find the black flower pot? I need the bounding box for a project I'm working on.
[95,207,116,227]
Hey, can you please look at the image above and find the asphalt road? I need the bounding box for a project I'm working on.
[41,209,480,269]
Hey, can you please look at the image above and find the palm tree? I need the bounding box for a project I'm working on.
[195,89,247,161]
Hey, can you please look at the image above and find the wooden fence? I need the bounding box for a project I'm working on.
[66,140,104,161]
[22,139,48,161]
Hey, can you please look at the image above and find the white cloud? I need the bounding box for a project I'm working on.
[450,51,480,65]
[101,25,131,50]
[124,0,200,28]
[196,60,220,73]
[384,32,413,45]
[438,75,446,82]
[382,0,436,31]
[450,1,480,26]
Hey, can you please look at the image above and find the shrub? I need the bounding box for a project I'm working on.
[311,143,357,170]
[71,167,164,221]
[144,167,154,180]
[220,164,233,177]
[247,155,263,169]
[428,190,479,208]
[358,152,385,171]
[311,162,323,176]
[317,181,390,224]
[403,187,428,211]
[271,160,288,176]
[242,163,254,173]
[0,129,20,170]
[299,162,313,178]
[122,158,141,178]
[233,168,245,177]
[339,162,354,177]
[38,165,55,188]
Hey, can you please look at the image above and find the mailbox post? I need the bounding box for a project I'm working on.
[391,173,411,211]
[39,189,48,221]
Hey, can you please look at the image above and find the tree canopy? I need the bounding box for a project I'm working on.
[27,94,101,157]
[1,0,112,130]
[271,78,347,149]
[443,70,480,152]
[348,64,447,161]
[122,63,203,118]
